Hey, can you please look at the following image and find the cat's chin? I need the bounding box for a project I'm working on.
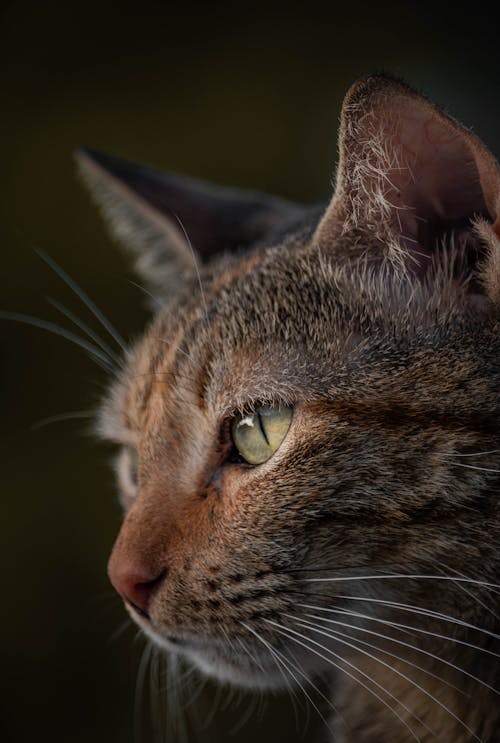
[135,618,292,690]
[183,644,287,690]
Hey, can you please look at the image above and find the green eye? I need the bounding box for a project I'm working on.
[231,405,293,465]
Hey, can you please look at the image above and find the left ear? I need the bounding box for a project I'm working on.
[76,148,305,295]
[315,75,500,295]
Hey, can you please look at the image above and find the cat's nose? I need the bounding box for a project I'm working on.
[108,559,166,618]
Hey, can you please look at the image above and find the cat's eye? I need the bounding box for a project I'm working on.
[231,405,293,465]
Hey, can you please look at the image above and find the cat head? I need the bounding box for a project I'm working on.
[78,75,500,689]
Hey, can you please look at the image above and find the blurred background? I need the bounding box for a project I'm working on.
[1,2,499,741]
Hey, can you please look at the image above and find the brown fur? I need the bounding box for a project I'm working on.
[80,75,500,741]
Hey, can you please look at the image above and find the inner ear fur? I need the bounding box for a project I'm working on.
[315,75,500,297]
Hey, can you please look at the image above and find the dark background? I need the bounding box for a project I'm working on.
[1,3,499,742]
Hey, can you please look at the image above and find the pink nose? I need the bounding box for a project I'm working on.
[108,562,165,618]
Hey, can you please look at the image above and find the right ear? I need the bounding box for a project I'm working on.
[76,149,304,295]
[314,75,500,309]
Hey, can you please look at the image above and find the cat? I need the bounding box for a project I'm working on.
[77,74,500,742]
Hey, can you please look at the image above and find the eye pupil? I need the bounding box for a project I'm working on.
[230,405,293,465]
[256,411,270,445]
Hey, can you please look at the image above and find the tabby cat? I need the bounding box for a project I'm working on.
[78,75,500,742]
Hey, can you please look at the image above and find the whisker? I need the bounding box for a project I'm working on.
[293,607,467,696]
[297,594,500,696]
[292,615,481,741]
[289,617,437,738]
[163,653,191,743]
[129,280,162,308]
[438,449,500,458]
[233,636,271,687]
[274,640,352,738]
[178,664,207,711]
[446,462,500,474]
[163,661,197,696]
[0,311,115,372]
[201,680,223,730]
[433,561,500,624]
[290,587,413,637]
[279,562,390,574]
[47,296,122,366]
[265,644,309,735]
[301,573,500,590]
[36,249,127,353]
[271,641,310,728]
[107,617,133,645]
[295,592,500,643]
[134,641,153,743]
[265,619,423,742]
[241,621,334,734]
[297,606,497,695]
[228,688,259,737]
[233,635,293,728]
[149,645,162,741]
[296,603,500,664]
[31,409,95,430]
[153,337,193,360]
[219,681,237,716]
[172,213,210,327]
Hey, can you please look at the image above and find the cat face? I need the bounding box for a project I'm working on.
[79,75,500,692]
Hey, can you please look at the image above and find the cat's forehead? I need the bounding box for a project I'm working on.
[151,248,338,374]
[111,244,353,436]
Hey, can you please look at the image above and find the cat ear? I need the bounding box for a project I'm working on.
[315,75,500,302]
[76,148,303,294]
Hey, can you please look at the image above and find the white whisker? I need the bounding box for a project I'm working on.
[297,604,500,670]
[433,561,500,624]
[288,615,437,738]
[31,409,95,430]
[172,213,210,327]
[297,592,500,642]
[241,624,322,731]
[297,607,495,695]
[292,615,481,741]
[265,618,423,741]
[302,574,500,590]
[129,279,163,308]
[438,449,500,458]
[293,609,466,696]
[242,620,343,735]
[134,641,153,743]
[447,462,500,474]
